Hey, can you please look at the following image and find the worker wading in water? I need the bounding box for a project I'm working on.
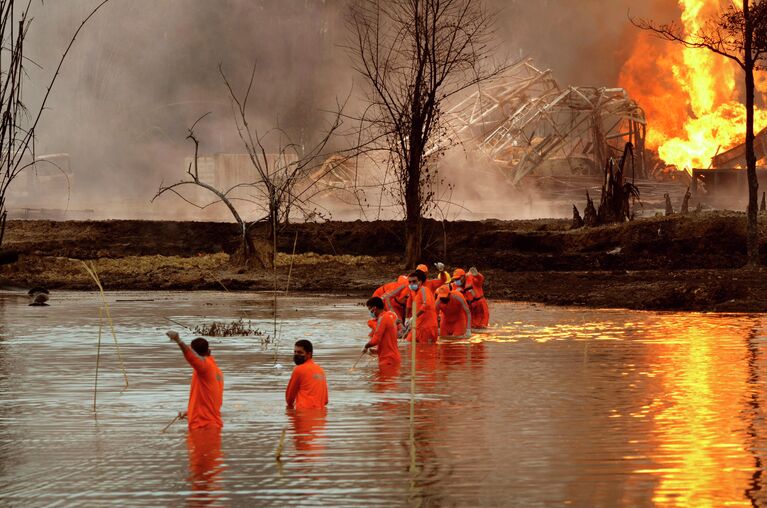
[418,263,447,295]
[404,270,439,344]
[373,275,408,321]
[435,285,471,338]
[167,331,224,429]
[364,296,401,368]
[451,267,490,329]
[286,339,329,409]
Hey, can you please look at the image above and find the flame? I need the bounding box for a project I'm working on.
[619,0,767,171]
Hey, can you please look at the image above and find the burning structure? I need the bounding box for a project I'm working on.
[618,0,767,209]
[314,58,649,211]
[442,58,647,185]
[691,128,767,204]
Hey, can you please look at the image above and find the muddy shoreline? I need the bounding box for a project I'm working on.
[2,212,767,312]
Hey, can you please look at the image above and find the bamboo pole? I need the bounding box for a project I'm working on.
[82,261,129,390]
[92,307,103,412]
[409,297,417,474]
[275,426,287,461]
[164,316,192,331]
[284,230,298,294]
[349,350,367,372]
[161,414,181,434]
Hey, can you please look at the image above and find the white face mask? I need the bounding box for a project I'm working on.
[409,283,419,291]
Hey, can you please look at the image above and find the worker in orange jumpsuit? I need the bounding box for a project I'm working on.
[435,285,471,338]
[167,331,224,429]
[364,296,401,368]
[417,263,446,294]
[404,270,439,343]
[286,339,329,409]
[373,275,408,321]
[452,267,490,329]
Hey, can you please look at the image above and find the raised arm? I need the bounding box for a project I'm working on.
[166,330,207,372]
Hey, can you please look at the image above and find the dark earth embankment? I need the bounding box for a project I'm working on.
[2,211,767,312]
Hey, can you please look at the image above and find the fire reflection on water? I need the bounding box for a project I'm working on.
[637,317,758,507]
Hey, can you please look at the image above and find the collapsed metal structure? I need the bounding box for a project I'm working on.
[441,58,647,184]
[312,58,648,206]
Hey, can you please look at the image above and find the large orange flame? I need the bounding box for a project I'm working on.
[619,0,767,171]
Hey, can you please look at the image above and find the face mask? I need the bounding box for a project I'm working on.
[439,297,449,304]
[293,354,307,365]
[369,310,376,319]
[455,280,463,287]
[409,283,419,291]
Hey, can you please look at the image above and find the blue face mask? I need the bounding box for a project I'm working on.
[409,283,419,291]
[369,310,376,319]
[455,280,463,287]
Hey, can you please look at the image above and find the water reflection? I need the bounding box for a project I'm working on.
[186,427,225,506]
[287,408,327,460]
[1,293,767,506]
[634,317,757,507]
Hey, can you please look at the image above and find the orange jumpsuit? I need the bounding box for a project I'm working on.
[465,273,489,328]
[286,359,329,409]
[423,278,445,295]
[183,347,224,430]
[436,289,471,338]
[404,286,439,343]
[373,278,408,321]
[368,310,401,367]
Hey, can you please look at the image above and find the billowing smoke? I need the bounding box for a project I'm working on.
[12,0,681,220]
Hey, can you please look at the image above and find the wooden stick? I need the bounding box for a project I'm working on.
[161,414,181,434]
[164,316,193,331]
[210,272,230,292]
[93,307,103,412]
[284,230,299,294]
[82,261,129,389]
[349,350,367,372]
[275,427,287,461]
[409,298,417,474]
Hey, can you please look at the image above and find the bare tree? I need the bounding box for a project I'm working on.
[633,1,767,266]
[347,0,508,266]
[153,64,343,268]
[0,0,110,248]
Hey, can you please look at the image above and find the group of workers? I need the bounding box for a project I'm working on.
[367,262,489,352]
[165,262,488,432]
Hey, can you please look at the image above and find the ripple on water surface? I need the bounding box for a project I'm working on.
[0,291,766,506]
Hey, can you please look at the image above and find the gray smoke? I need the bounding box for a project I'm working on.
[13,0,680,219]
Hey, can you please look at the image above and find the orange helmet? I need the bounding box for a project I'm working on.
[452,268,466,279]
[436,285,450,297]
[416,263,428,273]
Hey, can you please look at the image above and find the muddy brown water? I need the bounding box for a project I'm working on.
[1,291,766,506]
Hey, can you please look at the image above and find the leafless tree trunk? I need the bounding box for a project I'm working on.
[0,0,110,248]
[347,0,508,266]
[744,0,760,265]
[633,0,767,266]
[153,64,343,269]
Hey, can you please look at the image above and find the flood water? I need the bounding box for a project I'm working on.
[1,291,767,506]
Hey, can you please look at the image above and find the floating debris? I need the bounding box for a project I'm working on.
[193,319,263,337]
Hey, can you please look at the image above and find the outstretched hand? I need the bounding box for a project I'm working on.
[166,330,180,342]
